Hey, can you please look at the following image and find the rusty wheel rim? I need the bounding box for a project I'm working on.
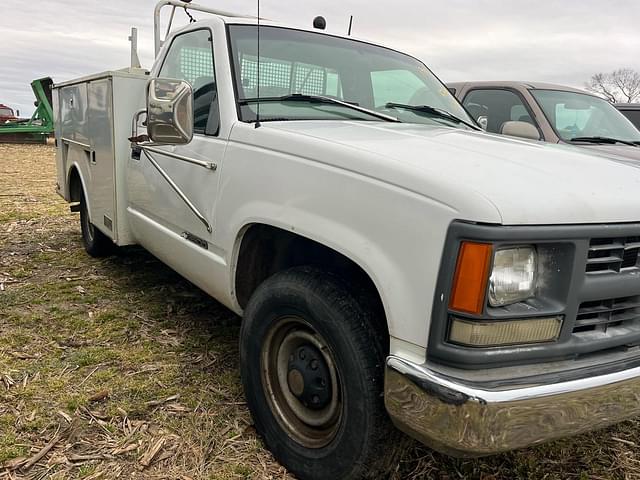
[261,316,342,449]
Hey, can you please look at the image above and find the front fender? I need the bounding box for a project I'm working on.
[216,143,472,361]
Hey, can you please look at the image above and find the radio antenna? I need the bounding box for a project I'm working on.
[255,0,262,128]
[348,15,353,36]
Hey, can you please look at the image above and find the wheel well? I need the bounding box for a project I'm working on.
[235,224,389,350]
[68,167,82,202]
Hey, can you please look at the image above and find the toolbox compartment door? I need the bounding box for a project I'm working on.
[86,78,117,240]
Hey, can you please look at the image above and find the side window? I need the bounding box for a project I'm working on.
[463,89,535,134]
[622,110,640,130]
[510,104,530,122]
[159,29,219,135]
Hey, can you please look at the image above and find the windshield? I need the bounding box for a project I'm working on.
[530,89,640,142]
[228,25,472,126]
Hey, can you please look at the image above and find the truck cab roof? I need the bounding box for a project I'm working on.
[165,15,398,59]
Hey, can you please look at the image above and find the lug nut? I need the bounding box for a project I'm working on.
[310,359,318,370]
[312,395,320,404]
[299,350,306,360]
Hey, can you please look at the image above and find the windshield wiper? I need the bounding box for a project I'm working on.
[385,102,481,131]
[240,94,400,123]
[570,136,640,147]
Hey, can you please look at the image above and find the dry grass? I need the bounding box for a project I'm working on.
[1,144,640,479]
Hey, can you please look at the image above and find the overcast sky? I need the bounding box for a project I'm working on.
[2,0,639,116]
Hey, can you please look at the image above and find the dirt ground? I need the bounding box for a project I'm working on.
[1,144,640,479]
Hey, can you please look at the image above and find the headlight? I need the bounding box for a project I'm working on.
[488,247,537,307]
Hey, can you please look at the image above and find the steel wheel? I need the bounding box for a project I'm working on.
[261,315,342,449]
[241,267,400,480]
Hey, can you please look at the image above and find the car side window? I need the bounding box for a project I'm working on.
[620,110,640,130]
[159,29,219,136]
[463,89,536,135]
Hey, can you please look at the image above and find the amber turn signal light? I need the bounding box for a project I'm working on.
[449,242,493,315]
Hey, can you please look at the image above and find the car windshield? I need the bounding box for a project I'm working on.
[228,25,473,127]
[531,89,640,143]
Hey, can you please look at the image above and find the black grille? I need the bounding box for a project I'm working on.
[574,296,640,333]
[586,237,640,273]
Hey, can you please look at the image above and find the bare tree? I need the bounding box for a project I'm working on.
[587,68,640,103]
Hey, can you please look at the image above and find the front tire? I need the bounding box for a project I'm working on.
[79,189,113,257]
[240,267,398,480]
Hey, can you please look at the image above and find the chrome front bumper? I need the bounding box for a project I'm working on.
[385,356,640,457]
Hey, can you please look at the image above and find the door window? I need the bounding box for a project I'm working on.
[463,89,537,135]
[621,110,640,130]
[159,29,219,135]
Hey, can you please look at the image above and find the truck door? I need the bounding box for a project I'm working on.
[128,27,224,249]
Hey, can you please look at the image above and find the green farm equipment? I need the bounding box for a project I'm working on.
[0,77,54,144]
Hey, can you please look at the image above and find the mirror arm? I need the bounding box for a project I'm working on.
[130,109,149,144]
[143,148,213,233]
[142,145,217,170]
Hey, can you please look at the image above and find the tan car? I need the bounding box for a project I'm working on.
[448,81,640,161]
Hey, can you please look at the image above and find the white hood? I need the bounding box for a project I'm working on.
[576,143,640,163]
[265,121,640,225]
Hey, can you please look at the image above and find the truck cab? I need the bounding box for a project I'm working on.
[0,104,17,123]
[54,3,640,479]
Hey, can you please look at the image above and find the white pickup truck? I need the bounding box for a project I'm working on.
[54,2,640,479]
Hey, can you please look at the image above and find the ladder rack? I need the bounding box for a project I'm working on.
[154,0,253,55]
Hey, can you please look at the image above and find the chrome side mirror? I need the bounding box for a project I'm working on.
[500,121,541,141]
[146,78,193,144]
